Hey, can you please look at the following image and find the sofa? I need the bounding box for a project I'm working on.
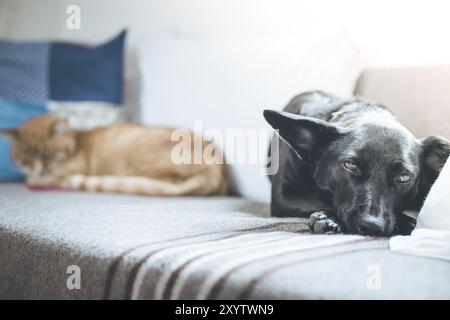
[1,65,450,300]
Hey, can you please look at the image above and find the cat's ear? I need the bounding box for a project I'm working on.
[0,128,19,140]
[51,118,70,136]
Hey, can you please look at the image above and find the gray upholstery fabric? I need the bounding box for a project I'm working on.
[1,184,449,299]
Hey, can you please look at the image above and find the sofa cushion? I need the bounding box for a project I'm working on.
[1,184,449,299]
[354,65,450,139]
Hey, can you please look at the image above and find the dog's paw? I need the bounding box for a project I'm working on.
[309,211,342,235]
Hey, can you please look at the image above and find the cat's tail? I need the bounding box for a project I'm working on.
[64,167,227,196]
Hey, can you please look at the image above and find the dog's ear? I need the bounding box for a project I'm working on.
[0,128,19,141]
[410,136,450,210]
[421,136,450,181]
[263,109,341,160]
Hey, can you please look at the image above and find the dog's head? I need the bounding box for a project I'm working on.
[264,107,450,236]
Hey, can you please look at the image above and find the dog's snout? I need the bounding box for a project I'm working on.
[358,215,386,236]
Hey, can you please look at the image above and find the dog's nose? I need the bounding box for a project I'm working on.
[359,215,386,236]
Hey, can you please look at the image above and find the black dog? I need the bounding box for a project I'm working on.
[264,91,450,236]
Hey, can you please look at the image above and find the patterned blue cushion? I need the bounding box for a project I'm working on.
[0,31,126,181]
[0,42,49,103]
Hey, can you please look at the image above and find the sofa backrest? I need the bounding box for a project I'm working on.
[354,65,450,140]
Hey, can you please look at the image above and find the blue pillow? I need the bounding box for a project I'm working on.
[0,30,126,181]
[49,31,125,103]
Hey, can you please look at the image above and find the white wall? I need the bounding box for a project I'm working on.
[1,0,450,67]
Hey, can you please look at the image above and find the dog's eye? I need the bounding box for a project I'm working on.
[396,174,412,183]
[343,161,360,174]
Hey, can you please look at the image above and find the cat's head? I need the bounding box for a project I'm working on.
[1,115,77,180]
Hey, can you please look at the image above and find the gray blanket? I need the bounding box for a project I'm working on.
[1,184,449,299]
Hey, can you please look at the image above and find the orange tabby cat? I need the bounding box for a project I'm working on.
[1,115,228,196]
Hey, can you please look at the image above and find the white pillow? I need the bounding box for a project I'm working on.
[138,32,361,202]
[48,101,124,130]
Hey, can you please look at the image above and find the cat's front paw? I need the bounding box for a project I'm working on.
[27,175,64,189]
[63,174,86,190]
[309,211,342,235]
